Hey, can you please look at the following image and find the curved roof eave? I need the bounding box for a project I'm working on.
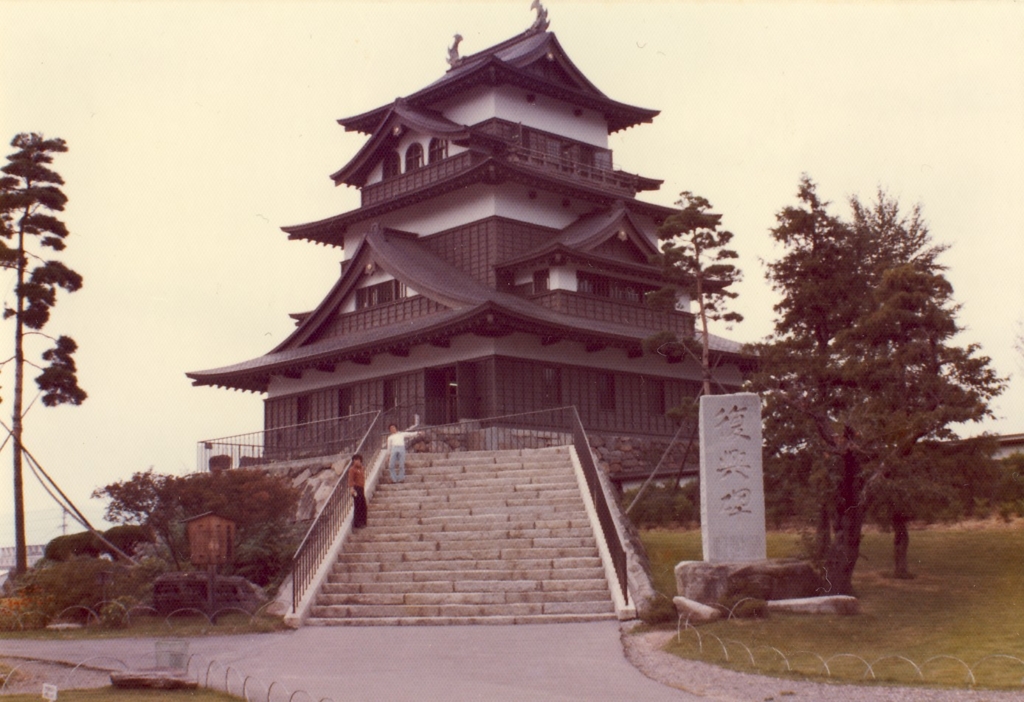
[330,105,473,186]
[339,56,658,135]
[283,158,677,247]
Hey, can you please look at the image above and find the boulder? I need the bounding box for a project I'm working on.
[673,596,724,623]
[675,559,824,606]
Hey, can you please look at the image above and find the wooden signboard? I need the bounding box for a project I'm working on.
[184,512,236,566]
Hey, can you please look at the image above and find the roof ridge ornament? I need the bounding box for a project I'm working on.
[446,34,464,68]
[528,0,550,34]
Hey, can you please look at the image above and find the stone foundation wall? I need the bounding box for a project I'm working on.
[590,433,695,483]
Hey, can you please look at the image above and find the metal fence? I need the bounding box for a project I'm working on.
[291,411,386,613]
[196,411,379,472]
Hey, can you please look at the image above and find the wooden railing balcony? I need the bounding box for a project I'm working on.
[361,151,483,207]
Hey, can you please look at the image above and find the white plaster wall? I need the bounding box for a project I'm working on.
[493,87,607,147]
[494,184,592,229]
[380,187,496,234]
[432,85,496,126]
[549,266,574,291]
[378,183,591,235]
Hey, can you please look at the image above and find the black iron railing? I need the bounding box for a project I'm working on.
[290,411,385,613]
[568,407,629,604]
[196,411,378,472]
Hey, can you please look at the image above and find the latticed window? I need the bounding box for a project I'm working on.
[577,271,653,304]
[382,151,400,179]
[355,279,406,309]
[428,138,448,164]
[405,143,423,171]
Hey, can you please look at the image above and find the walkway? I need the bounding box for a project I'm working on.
[2,621,700,702]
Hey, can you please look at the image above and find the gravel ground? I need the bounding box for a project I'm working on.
[1,657,109,695]
[621,627,1023,702]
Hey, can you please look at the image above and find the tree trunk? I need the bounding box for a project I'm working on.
[822,450,866,595]
[12,224,27,577]
[892,512,913,579]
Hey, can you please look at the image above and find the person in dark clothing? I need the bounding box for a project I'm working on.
[349,453,367,528]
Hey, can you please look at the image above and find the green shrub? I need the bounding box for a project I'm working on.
[623,482,699,528]
[103,524,154,556]
[44,531,103,561]
[100,596,136,628]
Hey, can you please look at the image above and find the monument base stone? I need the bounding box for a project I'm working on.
[675,559,824,606]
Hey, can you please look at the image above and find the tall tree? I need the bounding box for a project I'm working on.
[752,176,1004,593]
[0,133,86,576]
[646,192,743,396]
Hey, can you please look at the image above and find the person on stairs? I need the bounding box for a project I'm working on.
[386,422,417,483]
[349,453,367,528]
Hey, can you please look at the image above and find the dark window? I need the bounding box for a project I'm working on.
[296,395,311,424]
[382,378,396,410]
[338,386,352,418]
[533,269,549,293]
[382,151,400,179]
[405,143,423,171]
[541,366,561,408]
[597,373,616,411]
[428,138,448,164]
[646,377,666,416]
[355,279,406,309]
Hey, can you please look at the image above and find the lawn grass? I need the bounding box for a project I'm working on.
[641,524,1024,689]
[0,688,241,701]
[0,613,286,640]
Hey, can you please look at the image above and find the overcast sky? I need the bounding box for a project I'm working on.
[1,1,1022,547]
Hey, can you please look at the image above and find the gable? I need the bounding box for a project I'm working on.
[591,235,650,265]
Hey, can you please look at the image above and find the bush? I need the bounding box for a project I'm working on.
[44,531,103,561]
[103,524,154,556]
[623,482,699,528]
[14,556,172,625]
[100,595,136,628]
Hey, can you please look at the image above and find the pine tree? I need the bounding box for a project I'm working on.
[0,133,86,576]
[752,176,1004,592]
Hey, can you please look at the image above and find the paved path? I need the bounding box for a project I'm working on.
[2,622,700,701]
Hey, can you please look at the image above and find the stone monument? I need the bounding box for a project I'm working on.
[699,392,766,562]
[673,392,855,621]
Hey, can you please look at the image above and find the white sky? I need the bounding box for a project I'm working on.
[1,1,1022,546]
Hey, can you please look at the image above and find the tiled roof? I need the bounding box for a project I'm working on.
[187,226,746,392]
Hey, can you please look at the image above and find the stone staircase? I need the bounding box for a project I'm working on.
[307,446,616,625]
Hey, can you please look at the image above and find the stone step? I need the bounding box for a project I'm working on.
[333,547,600,565]
[332,557,603,574]
[403,448,570,466]
[305,612,617,627]
[351,526,596,541]
[316,588,610,606]
[342,535,596,554]
[309,599,613,620]
[385,472,577,489]
[307,446,611,626]
[326,566,605,585]
[371,489,584,504]
[375,477,579,493]
[367,515,594,530]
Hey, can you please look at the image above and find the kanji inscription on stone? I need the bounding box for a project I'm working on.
[699,393,766,562]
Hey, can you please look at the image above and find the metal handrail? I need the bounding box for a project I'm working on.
[196,410,378,472]
[290,410,385,612]
[568,406,629,604]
